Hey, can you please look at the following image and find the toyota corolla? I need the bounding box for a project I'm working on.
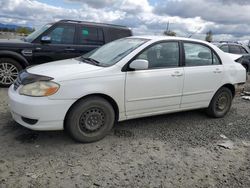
[8,36,246,142]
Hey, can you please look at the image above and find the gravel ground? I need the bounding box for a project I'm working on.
[0,78,250,188]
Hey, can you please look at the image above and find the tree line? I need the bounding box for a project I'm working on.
[0,27,35,35]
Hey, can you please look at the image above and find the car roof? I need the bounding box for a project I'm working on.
[214,42,245,47]
[57,20,131,30]
[127,35,212,44]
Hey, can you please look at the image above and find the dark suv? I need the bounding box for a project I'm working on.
[0,20,132,87]
[214,42,250,72]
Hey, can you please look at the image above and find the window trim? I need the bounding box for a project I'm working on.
[181,41,222,67]
[122,40,183,72]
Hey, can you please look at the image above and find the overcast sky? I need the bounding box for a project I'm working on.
[0,0,249,41]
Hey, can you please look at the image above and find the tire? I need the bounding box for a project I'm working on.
[206,87,233,118]
[0,58,23,87]
[65,96,115,143]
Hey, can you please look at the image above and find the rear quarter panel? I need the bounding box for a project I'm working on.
[219,52,247,85]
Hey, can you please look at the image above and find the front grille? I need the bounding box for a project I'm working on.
[14,76,21,90]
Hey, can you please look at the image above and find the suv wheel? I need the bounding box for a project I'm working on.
[65,96,115,143]
[0,58,22,87]
[206,87,233,118]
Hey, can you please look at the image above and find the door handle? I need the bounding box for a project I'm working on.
[171,71,183,77]
[213,68,222,73]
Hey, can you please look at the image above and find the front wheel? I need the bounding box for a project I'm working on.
[0,58,22,87]
[206,87,233,118]
[65,96,115,143]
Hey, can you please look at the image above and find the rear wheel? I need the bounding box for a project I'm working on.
[206,87,233,118]
[65,96,115,143]
[0,58,22,87]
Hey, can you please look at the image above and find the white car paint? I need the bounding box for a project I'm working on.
[8,36,246,131]
[225,53,242,61]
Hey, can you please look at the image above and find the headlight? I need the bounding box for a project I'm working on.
[19,81,60,97]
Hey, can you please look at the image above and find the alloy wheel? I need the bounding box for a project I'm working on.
[0,63,19,85]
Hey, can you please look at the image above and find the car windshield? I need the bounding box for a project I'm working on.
[80,38,148,66]
[24,24,52,42]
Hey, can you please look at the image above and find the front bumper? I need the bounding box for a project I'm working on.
[8,85,75,131]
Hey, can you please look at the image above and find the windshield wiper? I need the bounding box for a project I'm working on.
[79,57,104,66]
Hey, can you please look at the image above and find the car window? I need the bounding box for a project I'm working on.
[240,46,248,54]
[229,45,241,54]
[184,43,220,66]
[135,42,179,69]
[47,25,75,44]
[220,45,229,53]
[25,24,52,43]
[79,27,104,45]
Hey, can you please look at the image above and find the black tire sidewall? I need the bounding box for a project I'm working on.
[208,88,232,118]
[0,58,23,87]
[66,97,115,143]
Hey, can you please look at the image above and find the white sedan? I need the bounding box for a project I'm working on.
[8,36,246,142]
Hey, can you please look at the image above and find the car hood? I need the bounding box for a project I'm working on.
[27,58,104,81]
[0,38,31,48]
[0,38,25,43]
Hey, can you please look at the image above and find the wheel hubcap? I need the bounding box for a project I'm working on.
[0,63,19,85]
[79,107,105,132]
[216,93,229,111]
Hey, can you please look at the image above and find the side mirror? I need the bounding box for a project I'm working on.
[41,36,51,43]
[129,59,149,70]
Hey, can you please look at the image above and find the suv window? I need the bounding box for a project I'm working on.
[109,28,132,41]
[47,25,75,44]
[79,26,104,45]
[136,42,179,69]
[184,43,220,66]
[229,45,241,54]
[220,45,229,53]
[239,46,248,54]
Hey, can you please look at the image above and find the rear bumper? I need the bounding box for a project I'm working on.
[8,85,75,131]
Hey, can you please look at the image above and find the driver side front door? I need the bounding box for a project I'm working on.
[125,41,184,118]
[33,24,78,64]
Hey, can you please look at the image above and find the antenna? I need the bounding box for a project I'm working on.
[166,21,170,32]
[188,26,202,38]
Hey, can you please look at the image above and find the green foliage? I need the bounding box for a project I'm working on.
[0,26,34,35]
[16,27,33,35]
[163,30,176,36]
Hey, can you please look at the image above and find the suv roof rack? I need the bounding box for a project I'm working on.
[58,19,129,29]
